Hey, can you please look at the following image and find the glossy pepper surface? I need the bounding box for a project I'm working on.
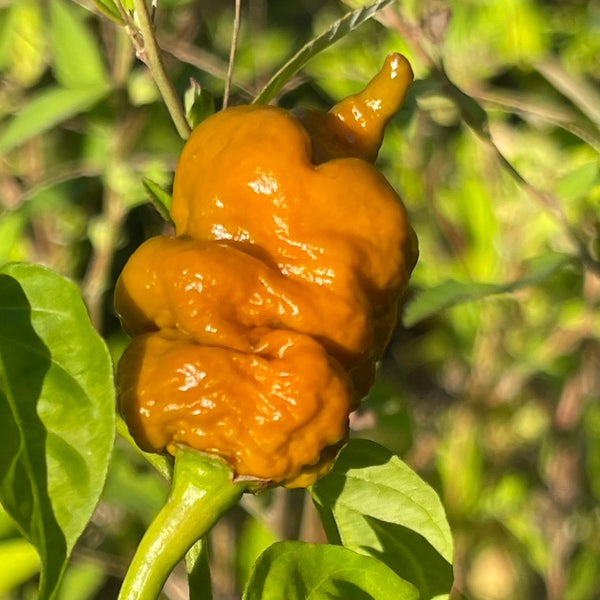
[115,53,418,487]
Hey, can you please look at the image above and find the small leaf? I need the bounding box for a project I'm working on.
[0,263,115,600]
[243,541,419,600]
[403,252,573,327]
[91,0,125,23]
[115,415,173,482]
[49,0,109,88]
[0,85,110,153]
[184,79,215,129]
[252,0,396,104]
[141,177,174,223]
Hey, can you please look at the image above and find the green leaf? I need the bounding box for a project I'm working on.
[0,0,46,88]
[115,415,173,482]
[243,540,419,600]
[49,0,109,89]
[403,252,573,327]
[141,177,174,223]
[311,440,453,561]
[0,85,110,153]
[186,538,213,600]
[252,0,396,104]
[0,263,115,600]
[235,516,278,589]
[330,514,454,600]
[0,537,40,593]
[556,162,600,201]
[184,79,215,129]
[90,0,125,23]
[0,211,28,264]
[310,439,453,598]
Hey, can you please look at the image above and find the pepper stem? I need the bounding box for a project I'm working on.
[118,447,246,600]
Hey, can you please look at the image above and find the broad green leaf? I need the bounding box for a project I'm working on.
[0,263,115,600]
[323,513,453,600]
[311,439,453,563]
[141,177,174,223]
[0,537,40,593]
[403,252,573,327]
[0,85,110,153]
[252,0,396,104]
[243,541,419,600]
[49,0,109,89]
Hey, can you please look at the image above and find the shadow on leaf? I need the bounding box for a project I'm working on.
[0,273,66,600]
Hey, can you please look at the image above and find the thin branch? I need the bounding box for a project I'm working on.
[223,0,242,109]
[119,0,191,139]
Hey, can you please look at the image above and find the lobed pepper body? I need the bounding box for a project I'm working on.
[115,53,418,487]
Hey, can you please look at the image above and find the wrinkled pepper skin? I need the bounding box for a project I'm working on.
[115,53,418,487]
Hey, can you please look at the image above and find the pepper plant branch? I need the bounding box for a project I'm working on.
[119,0,191,139]
[223,0,242,109]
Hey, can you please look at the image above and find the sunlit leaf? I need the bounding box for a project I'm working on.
[0,0,46,87]
[0,537,40,593]
[90,0,125,23]
[243,540,419,600]
[55,562,105,600]
[311,440,453,598]
[252,0,396,104]
[0,85,110,153]
[556,162,600,201]
[311,439,453,563]
[403,252,573,327]
[115,415,173,482]
[0,263,115,600]
[49,0,109,88]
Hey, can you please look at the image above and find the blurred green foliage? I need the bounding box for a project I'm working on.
[0,0,598,599]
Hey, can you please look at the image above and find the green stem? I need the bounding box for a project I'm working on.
[130,0,191,140]
[118,447,246,600]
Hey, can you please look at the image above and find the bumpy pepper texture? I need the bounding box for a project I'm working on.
[115,53,418,487]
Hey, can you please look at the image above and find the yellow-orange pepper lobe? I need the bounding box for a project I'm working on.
[115,53,418,487]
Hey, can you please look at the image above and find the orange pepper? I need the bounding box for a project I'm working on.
[115,53,418,487]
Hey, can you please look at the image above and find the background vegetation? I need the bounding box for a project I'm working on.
[0,0,598,599]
